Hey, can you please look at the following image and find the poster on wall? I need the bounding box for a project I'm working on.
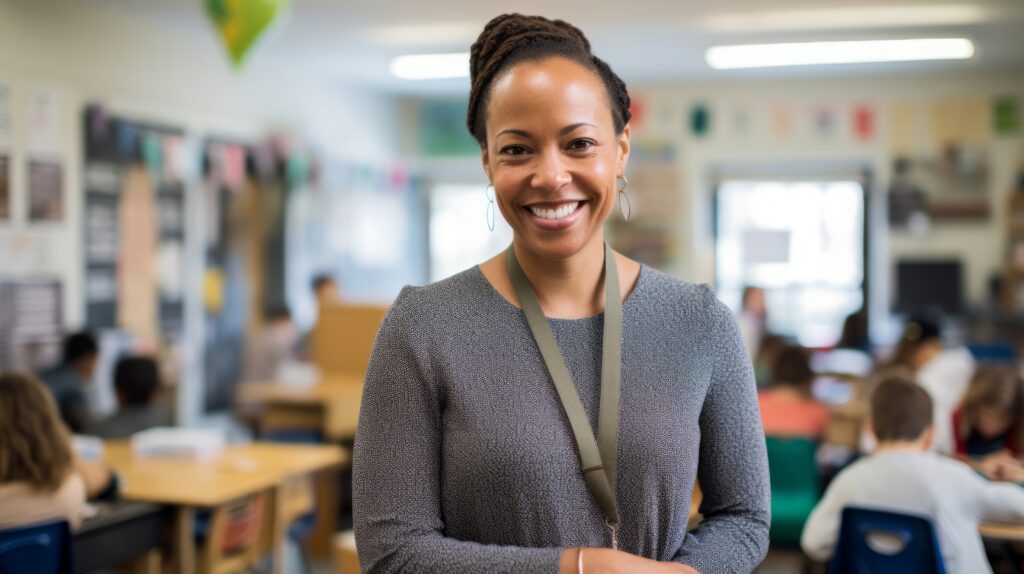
[0,80,13,147]
[0,280,63,372]
[28,159,63,221]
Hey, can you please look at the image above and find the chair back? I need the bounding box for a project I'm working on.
[829,506,946,574]
[765,436,821,545]
[0,520,73,574]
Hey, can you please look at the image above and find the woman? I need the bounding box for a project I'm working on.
[0,372,109,530]
[353,14,769,574]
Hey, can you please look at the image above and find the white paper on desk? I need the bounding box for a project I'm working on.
[131,427,225,459]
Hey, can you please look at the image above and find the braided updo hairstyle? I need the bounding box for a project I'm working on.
[467,14,631,148]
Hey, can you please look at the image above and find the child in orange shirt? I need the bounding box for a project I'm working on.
[759,345,830,439]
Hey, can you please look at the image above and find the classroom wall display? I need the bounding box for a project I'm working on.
[0,280,63,372]
[27,159,63,221]
[994,96,1021,137]
[0,154,9,220]
[82,105,186,337]
[418,100,478,157]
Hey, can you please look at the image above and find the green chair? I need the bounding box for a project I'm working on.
[766,436,821,545]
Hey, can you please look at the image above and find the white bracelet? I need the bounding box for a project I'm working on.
[577,547,584,574]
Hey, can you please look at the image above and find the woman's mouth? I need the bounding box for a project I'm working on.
[523,200,586,230]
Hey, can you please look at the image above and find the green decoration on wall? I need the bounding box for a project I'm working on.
[205,0,290,69]
[419,100,480,157]
[994,96,1021,136]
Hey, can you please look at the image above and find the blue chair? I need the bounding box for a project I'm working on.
[0,520,73,574]
[829,507,946,574]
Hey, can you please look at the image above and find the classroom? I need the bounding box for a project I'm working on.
[1,1,1024,573]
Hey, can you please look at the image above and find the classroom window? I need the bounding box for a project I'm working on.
[429,183,514,282]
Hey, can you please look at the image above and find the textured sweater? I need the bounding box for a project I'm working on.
[353,265,771,573]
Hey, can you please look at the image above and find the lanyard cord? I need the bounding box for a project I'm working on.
[505,243,622,528]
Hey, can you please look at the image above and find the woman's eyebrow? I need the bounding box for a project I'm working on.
[495,122,597,140]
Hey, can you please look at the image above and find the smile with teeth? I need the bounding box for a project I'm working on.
[528,201,580,220]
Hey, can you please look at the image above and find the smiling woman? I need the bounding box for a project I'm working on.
[353,13,770,574]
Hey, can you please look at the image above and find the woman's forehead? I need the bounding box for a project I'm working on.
[487,58,611,130]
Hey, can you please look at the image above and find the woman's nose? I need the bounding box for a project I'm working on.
[530,149,572,192]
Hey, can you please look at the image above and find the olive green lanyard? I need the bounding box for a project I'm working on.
[505,244,622,548]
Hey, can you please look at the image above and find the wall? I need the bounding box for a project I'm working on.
[0,0,401,422]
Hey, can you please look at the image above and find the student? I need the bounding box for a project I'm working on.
[951,367,1024,482]
[759,345,830,439]
[813,308,873,377]
[0,372,114,530]
[296,274,341,360]
[242,306,300,382]
[88,356,172,439]
[38,331,99,433]
[801,376,1024,574]
[877,314,974,455]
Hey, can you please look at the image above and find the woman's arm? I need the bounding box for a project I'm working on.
[353,289,562,574]
[673,292,771,573]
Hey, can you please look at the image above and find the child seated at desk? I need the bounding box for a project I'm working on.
[952,366,1024,483]
[0,372,114,530]
[89,356,172,439]
[759,345,830,440]
[801,376,1024,574]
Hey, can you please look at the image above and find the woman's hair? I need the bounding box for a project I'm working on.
[769,345,815,390]
[957,366,1024,445]
[466,13,631,147]
[837,308,869,351]
[0,372,74,491]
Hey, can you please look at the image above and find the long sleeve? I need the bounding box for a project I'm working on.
[352,288,562,574]
[799,473,850,561]
[674,293,771,573]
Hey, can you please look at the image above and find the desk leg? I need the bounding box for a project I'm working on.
[270,486,286,574]
[175,507,196,574]
[131,549,161,574]
[309,468,339,558]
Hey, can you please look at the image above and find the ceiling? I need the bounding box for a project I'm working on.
[60,0,1024,95]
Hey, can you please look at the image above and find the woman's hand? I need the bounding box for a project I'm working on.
[559,548,699,574]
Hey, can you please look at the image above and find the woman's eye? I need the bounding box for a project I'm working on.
[500,145,529,156]
[568,139,595,151]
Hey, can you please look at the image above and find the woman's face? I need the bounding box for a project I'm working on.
[481,57,630,261]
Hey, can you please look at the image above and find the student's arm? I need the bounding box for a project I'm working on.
[957,461,1024,522]
[673,293,771,573]
[800,472,853,562]
[72,452,113,499]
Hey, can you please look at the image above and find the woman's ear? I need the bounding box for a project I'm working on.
[616,124,631,175]
[481,145,493,183]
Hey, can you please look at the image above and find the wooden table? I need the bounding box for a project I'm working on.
[980,522,1024,541]
[104,441,347,574]
[236,377,364,441]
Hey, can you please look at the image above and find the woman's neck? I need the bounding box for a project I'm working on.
[513,236,607,319]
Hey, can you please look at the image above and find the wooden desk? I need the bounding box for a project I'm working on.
[104,441,347,574]
[236,377,364,441]
[980,522,1024,541]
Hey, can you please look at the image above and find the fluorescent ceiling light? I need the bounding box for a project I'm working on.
[706,38,974,70]
[391,52,470,80]
[704,5,989,32]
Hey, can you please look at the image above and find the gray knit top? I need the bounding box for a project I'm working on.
[353,264,771,573]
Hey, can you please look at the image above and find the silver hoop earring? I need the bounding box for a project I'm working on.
[616,175,631,222]
[485,184,496,231]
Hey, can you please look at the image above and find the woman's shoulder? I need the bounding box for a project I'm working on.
[632,266,727,328]
[386,267,496,328]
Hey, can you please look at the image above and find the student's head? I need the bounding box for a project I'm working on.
[114,356,160,408]
[311,274,339,307]
[0,372,73,491]
[770,345,815,391]
[265,305,292,325]
[870,376,934,447]
[885,314,942,372]
[62,330,99,378]
[741,286,766,316]
[958,367,1024,443]
[837,308,869,351]
[468,14,631,261]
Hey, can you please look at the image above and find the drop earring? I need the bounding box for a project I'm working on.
[616,175,631,221]
[485,184,496,231]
